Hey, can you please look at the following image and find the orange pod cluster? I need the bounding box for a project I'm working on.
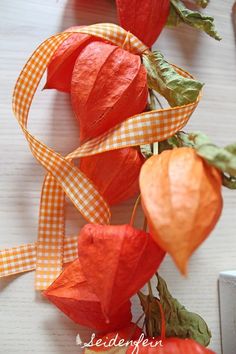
[140,147,223,274]
[45,27,148,206]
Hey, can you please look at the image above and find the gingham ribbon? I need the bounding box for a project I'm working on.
[0,24,200,289]
[0,236,78,278]
[35,175,65,288]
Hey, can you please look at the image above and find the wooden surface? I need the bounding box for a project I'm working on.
[0,1,236,353]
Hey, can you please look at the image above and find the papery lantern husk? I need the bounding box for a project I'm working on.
[116,0,170,47]
[44,259,132,332]
[139,147,223,275]
[45,27,148,143]
[79,148,145,205]
[71,40,148,143]
[45,27,148,206]
[45,28,93,92]
[78,224,165,319]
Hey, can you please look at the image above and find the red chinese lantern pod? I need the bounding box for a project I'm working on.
[126,337,216,353]
[71,40,148,143]
[139,147,223,275]
[79,148,145,206]
[78,224,165,319]
[44,259,132,332]
[45,30,148,143]
[45,27,92,92]
[116,0,170,47]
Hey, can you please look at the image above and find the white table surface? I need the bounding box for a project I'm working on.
[0,1,236,353]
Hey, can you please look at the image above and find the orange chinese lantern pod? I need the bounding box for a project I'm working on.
[45,27,93,92]
[45,28,148,143]
[116,0,170,47]
[126,337,216,353]
[139,147,223,275]
[71,40,148,143]
[79,148,145,206]
[78,224,165,320]
[44,259,132,332]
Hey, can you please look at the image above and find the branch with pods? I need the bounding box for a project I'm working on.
[28,0,235,353]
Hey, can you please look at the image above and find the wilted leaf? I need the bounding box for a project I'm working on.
[168,131,211,148]
[142,51,203,107]
[225,143,236,155]
[157,274,212,346]
[138,291,162,338]
[168,132,236,188]
[197,144,236,177]
[170,0,221,41]
[222,175,236,189]
[166,4,182,27]
[138,275,211,346]
[195,0,209,9]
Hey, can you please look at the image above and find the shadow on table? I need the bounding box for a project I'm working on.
[59,0,117,31]
[43,315,93,354]
[0,272,31,292]
[163,25,203,66]
[232,2,236,44]
[60,0,203,65]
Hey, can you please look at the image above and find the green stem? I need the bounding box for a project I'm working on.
[130,194,141,226]
[137,89,170,338]
[148,280,154,300]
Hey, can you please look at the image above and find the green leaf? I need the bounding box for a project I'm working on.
[157,274,211,346]
[138,275,211,346]
[170,0,221,41]
[167,131,236,189]
[225,143,236,155]
[166,5,181,27]
[222,175,236,189]
[142,51,203,107]
[197,144,236,176]
[168,131,211,148]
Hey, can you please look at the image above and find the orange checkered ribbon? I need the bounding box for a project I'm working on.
[0,23,200,289]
